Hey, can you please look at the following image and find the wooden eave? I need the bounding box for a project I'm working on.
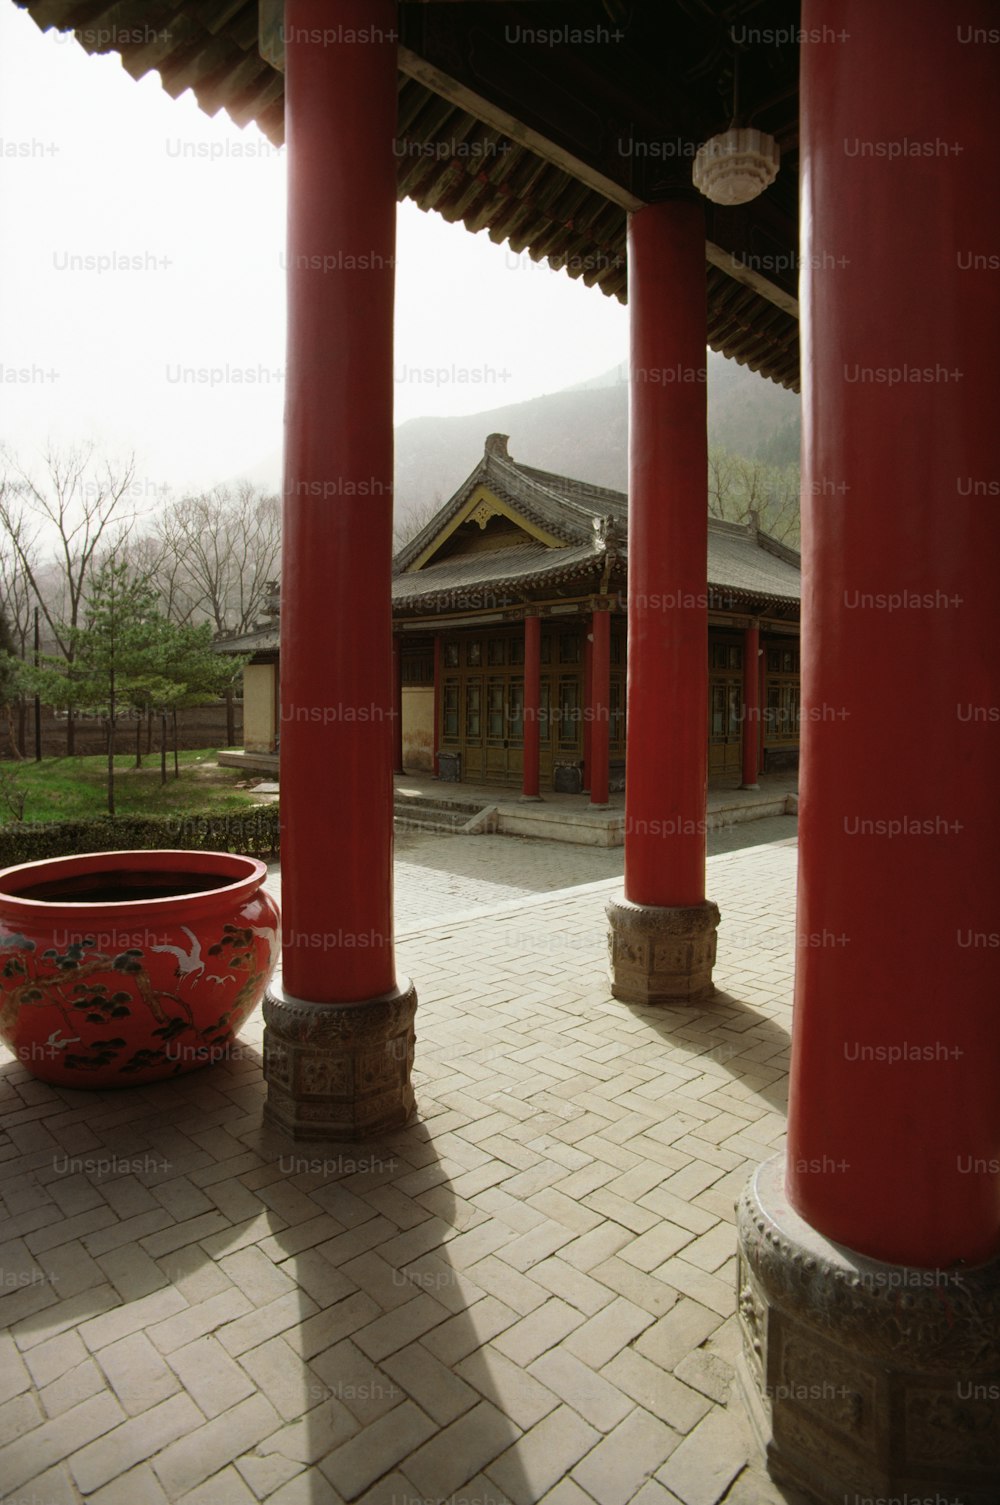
[18,0,802,389]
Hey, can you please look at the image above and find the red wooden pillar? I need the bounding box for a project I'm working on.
[522,613,541,799]
[740,621,760,789]
[786,0,1000,1270]
[432,634,442,777]
[738,5,1000,1496]
[391,632,404,774]
[263,0,415,1141]
[582,621,594,791]
[624,200,708,906]
[606,197,718,1002]
[589,605,610,807]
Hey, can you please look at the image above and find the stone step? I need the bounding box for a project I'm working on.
[394,794,488,818]
[393,811,468,836]
[393,795,493,836]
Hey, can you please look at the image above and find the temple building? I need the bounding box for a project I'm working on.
[218,433,801,801]
[15,2,999,1497]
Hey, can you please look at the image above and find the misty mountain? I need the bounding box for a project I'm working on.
[241,348,800,530]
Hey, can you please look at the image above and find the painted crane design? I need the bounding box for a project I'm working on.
[151,926,205,981]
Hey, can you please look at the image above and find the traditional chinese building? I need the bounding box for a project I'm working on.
[220,433,801,800]
[16,2,1000,1498]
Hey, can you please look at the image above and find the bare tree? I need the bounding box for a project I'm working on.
[393,496,442,552]
[708,447,800,546]
[0,598,22,759]
[0,501,38,756]
[0,539,34,661]
[149,482,281,631]
[0,444,137,753]
[143,482,280,746]
[122,528,198,627]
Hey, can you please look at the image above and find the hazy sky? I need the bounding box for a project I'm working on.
[0,3,629,500]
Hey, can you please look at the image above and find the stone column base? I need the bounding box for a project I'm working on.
[263,978,416,1141]
[737,1156,1000,1504]
[606,896,719,1004]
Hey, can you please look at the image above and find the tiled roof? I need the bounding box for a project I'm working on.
[393,538,612,610]
[518,465,629,522]
[705,521,802,604]
[216,438,800,650]
[393,436,800,611]
[214,626,278,655]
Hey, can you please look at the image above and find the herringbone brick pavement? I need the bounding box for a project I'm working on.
[0,836,810,1505]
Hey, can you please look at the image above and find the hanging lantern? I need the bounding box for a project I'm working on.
[692,126,780,205]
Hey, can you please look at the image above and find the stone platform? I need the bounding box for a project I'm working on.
[395,772,798,849]
[216,754,797,848]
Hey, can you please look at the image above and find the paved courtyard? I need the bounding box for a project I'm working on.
[357,814,797,933]
[0,826,809,1505]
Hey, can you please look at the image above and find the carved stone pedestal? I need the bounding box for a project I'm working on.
[737,1156,1000,1504]
[263,979,416,1140]
[606,896,719,1004]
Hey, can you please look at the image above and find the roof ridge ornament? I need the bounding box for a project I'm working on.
[484,433,511,460]
[593,513,619,549]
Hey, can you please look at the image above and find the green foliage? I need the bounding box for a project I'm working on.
[158,619,247,709]
[0,806,279,869]
[2,751,260,823]
[753,414,801,470]
[17,557,248,813]
[20,559,172,717]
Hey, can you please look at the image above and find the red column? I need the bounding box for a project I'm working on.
[522,613,541,799]
[624,201,708,907]
[590,606,610,806]
[432,634,442,777]
[582,622,594,791]
[391,632,404,775]
[788,0,1000,1267]
[740,621,760,789]
[279,0,397,1003]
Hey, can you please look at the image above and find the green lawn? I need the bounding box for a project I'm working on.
[0,751,264,824]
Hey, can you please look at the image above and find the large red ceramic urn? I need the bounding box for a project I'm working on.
[0,850,279,1088]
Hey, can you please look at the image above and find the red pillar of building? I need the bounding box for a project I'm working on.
[785,0,1000,1271]
[432,634,442,777]
[589,606,610,807]
[522,613,541,799]
[264,0,415,1141]
[582,622,594,791]
[624,201,709,906]
[606,197,719,1003]
[391,632,404,775]
[279,0,395,1003]
[740,621,760,789]
[737,8,1000,1495]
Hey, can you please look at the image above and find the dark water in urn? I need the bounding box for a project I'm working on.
[6,870,235,904]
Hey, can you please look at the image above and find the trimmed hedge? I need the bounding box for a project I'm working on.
[0,807,280,869]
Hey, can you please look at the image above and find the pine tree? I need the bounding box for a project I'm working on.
[22,558,176,815]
